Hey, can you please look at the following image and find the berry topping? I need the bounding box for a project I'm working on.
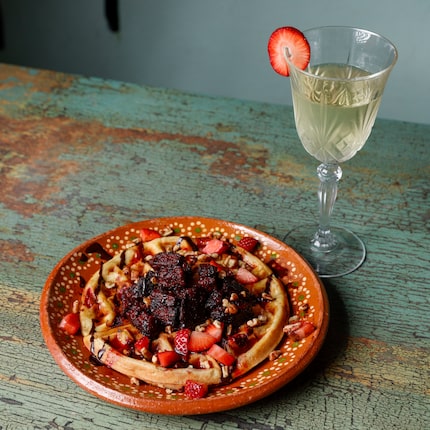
[139,228,162,242]
[237,236,259,252]
[157,350,181,367]
[184,380,209,399]
[58,313,81,335]
[235,267,259,284]
[188,330,217,352]
[174,328,191,356]
[204,321,224,342]
[201,239,230,255]
[207,344,236,366]
[267,26,310,76]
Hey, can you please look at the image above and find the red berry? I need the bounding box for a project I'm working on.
[184,380,209,399]
[235,267,258,284]
[291,321,316,341]
[237,236,259,252]
[201,239,230,255]
[205,322,224,342]
[139,228,161,242]
[268,26,310,76]
[174,328,191,356]
[134,336,150,353]
[207,344,236,366]
[58,313,80,335]
[157,350,181,367]
[188,331,217,352]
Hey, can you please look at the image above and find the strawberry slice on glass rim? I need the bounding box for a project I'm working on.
[267,26,310,76]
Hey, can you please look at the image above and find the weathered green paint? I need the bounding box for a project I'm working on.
[0,64,429,429]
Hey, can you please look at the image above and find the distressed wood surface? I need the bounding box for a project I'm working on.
[0,64,429,429]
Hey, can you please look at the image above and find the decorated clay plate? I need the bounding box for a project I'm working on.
[40,216,329,415]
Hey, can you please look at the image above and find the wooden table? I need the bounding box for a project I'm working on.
[0,63,429,429]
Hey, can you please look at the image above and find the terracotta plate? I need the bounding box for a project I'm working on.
[40,216,329,415]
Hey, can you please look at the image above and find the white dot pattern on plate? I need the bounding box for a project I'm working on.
[46,218,323,404]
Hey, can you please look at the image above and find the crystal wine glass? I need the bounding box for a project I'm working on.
[284,26,398,277]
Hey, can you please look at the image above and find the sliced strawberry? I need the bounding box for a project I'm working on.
[284,321,316,341]
[188,331,217,352]
[291,321,316,340]
[83,288,97,308]
[139,228,161,242]
[235,267,259,284]
[207,344,236,366]
[184,380,209,399]
[268,26,310,76]
[227,332,250,354]
[205,322,224,342]
[237,236,259,253]
[201,239,230,255]
[109,328,134,354]
[209,260,223,271]
[195,236,211,250]
[58,313,80,335]
[174,328,191,356]
[134,335,150,353]
[157,350,181,367]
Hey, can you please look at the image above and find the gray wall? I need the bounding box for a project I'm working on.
[0,0,428,124]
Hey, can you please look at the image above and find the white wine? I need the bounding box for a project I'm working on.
[291,64,383,163]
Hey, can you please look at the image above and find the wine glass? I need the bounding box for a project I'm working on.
[283,26,398,277]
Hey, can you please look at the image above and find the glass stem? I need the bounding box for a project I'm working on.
[311,163,342,252]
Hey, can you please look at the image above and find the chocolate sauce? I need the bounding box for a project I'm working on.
[86,242,113,261]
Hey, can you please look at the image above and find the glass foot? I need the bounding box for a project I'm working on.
[284,225,366,278]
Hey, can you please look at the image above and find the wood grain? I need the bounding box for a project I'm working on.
[0,63,429,429]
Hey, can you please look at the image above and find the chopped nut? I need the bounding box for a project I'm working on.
[221,366,231,379]
[247,313,268,327]
[283,322,302,334]
[230,292,239,301]
[269,350,282,361]
[258,314,268,323]
[299,303,309,312]
[159,227,174,236]
[247,318,260,328]
[199,357,211,369]
[213,320,223,328]
[130,376,140,386]
[226,324,233,336]
[262,292,273,301]
[72,299,80,314]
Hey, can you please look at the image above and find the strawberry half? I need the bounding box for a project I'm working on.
[58,313,80,335]
[188,330,217,352]
[235,267,258,284]
[207,344,236,366]
[157,350,181,367]
[237,236,259,253]
[139,228,161,242]
[174,328,191,356]
[205,322,224,342]
[268,26,310,76]
[184,380,209,399]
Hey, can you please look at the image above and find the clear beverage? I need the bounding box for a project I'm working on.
[291,64,383,163]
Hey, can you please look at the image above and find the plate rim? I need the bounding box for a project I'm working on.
[40,216,329,415]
